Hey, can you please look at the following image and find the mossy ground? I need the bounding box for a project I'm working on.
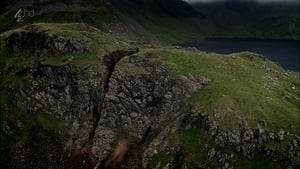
[236,153,283,169]
[139,48,299,134]
[0,111,70,148]
[141,47,298,168]
[150,127,284,169]
[149,151,173,168]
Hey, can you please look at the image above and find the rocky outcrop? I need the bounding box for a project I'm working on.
[14,63,104,123]
[1,48,139,168]
[3,24,89,56]
[1,45,209,169]
[180,112,300,169]
[92,54,209,168]
[146,112,299,169]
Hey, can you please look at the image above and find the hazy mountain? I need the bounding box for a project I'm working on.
[1,0,298,42]
[192,1,300,39]
[0,0,212,43]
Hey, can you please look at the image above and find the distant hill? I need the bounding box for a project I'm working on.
[0,0,211,43]
[110,0,204,18]
[192,1,300,39]
[0,0,298,43]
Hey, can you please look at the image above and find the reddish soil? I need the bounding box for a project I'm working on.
[64,143,97,169]
[103,139,130,169]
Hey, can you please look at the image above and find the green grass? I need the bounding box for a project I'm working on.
[237,153,283,169]
[165,128,285,169]
[149,151,173,168]
[34,22,129,66]
[141,48,299,133]
[13,112,69,142]
[265,134,300,166]
[167,128,229,168]
[1,22,131,68]
[153,122,288,168]
[0,55,30,88]
[2,22,129,52]
[0,112,70,148]
[42,51,100,67]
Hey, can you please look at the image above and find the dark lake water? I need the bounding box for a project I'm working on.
[183,39,300,72]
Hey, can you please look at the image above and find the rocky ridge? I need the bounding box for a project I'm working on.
[1,33,209,168]
[179,113,300,169]
[2,24,90,56]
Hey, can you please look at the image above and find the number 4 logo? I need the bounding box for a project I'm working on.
[14,9,23,22]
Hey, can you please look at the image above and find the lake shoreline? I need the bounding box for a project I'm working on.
[182,38,300,72]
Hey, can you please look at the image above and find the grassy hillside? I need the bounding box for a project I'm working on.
[0,0,215,44]
[140,48,299,133]
[1,0,298,44]
[141,48,299,168]
[109,0,213,42]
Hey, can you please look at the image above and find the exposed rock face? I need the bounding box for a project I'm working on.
[180,113,300,169]
[3,25,89,56]
[92,54,208,168]
[2,45,209,168]
[16,64,96,120]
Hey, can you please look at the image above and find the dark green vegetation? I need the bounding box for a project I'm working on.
[238,154,283,169]
[158,128,284,169]
[148,126,286,169]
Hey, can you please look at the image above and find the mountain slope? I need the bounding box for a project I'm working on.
[0,0,214,44]
[1,0,298,43]
[0,23,299,169]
